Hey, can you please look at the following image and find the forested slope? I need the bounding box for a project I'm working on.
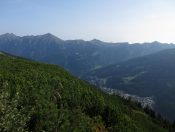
[0,52,173,132]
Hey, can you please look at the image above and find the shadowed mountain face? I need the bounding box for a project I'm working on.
[0,33,175,76]
[84,48,175,121]
[0,52,172,131]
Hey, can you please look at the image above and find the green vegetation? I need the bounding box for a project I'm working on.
[0,53,173,131]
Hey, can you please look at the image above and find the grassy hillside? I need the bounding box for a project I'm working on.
[0,53,173,131]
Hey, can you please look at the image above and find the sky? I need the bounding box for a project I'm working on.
[1,0,175,43]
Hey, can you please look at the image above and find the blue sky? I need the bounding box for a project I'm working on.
[1,0,175,43]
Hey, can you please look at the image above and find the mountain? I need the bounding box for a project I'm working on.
[0,33,175,76]
[84,48,175,121]
[0,52,174,131]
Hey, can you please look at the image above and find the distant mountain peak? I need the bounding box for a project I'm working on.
[152,41,161,44]
[0,33,18,40]
[2,33,16,36]
[90,39,107,45]
[40,33,63,42]
[90,39,102,43]
[43,33,54,37]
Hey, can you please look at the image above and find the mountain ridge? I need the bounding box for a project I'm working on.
[1,33,175,76]
[1,33,174,44]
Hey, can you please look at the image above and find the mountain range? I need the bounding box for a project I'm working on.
[1,33,175,122]
[1,33,175,76]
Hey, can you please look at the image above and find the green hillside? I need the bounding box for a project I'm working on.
[0,53,173,131]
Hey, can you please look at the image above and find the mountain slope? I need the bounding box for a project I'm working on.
[84,48,175,121]
[0,53,172,131]
[0,33,175,76]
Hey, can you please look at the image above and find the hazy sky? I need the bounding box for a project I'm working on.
[1,0,175,43]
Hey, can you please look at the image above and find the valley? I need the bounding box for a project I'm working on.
[1,33,175,130]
